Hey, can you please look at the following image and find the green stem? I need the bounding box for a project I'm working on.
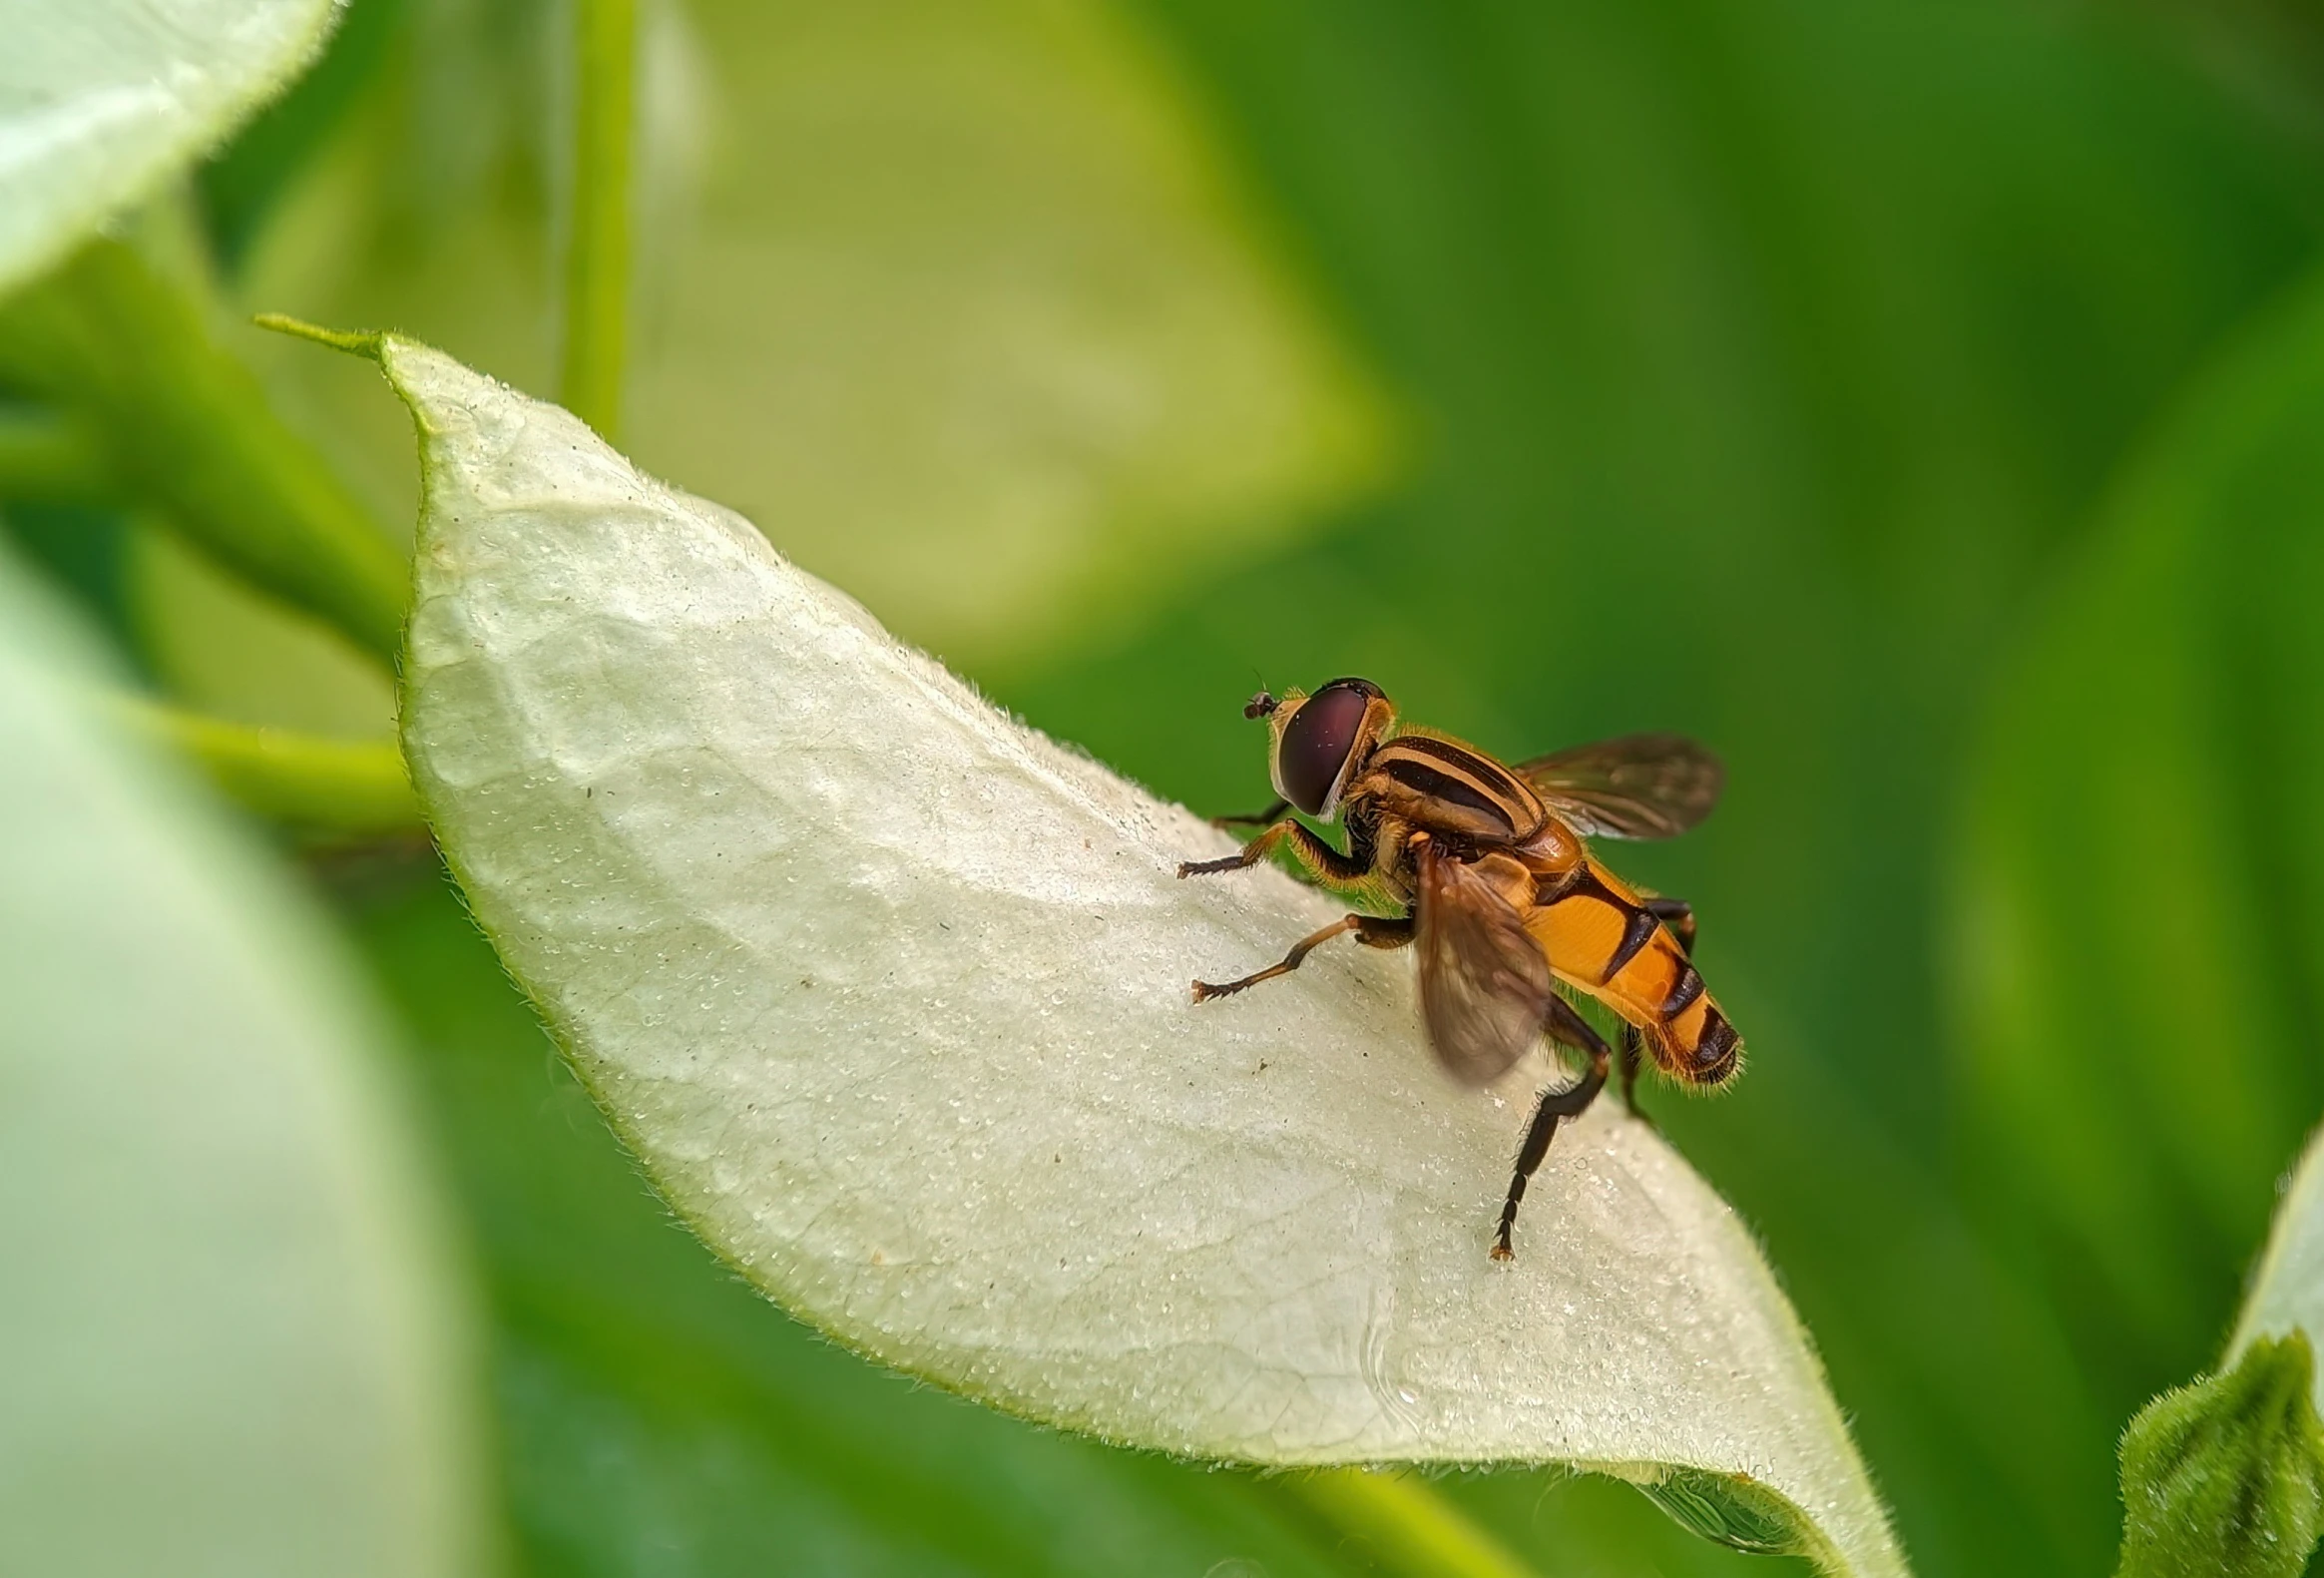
[0,239,407,660]
[117,698,420,833]
[1276,1468,1544,1578]
[0,405,115,505]
[561,0,638,440]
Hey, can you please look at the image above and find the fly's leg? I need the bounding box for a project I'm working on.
[1642,895,1695,956]
[1178,816,1369,888]
[1190,913,1412,1003]
[1493,996,1613,1262]
[1183,817,1395,998]
[1207,797,1289,830]
[1618,1025,1655,1127]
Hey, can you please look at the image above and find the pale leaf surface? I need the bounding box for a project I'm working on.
[383,335,1903,1578]
[0,0,336,294]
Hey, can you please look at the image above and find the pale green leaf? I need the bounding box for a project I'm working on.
[362,331,1902,1578]
[0,550,491,1574]
[0,0,338,296]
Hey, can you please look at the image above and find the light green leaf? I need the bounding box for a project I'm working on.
[0,0,338,296]
[0,550,490,1574]
[356,330,1902,1577]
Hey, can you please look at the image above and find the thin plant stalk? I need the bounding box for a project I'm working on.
[116,697,419,833]
[560,0,638,440]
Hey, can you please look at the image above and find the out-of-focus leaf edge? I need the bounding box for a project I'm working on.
[0,0,344,299]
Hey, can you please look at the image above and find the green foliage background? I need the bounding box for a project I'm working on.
[13,0,2324,1573]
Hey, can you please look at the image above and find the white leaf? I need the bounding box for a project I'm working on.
[0,0,335,295]
[0,551,490,1575]
[377,332,1905,1578]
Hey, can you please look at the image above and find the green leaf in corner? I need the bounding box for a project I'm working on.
[2115,1335,2324,1578]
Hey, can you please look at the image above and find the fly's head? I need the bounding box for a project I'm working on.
[1265,677,1391,820]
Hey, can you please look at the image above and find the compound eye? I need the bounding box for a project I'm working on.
[1276,681,1375,815]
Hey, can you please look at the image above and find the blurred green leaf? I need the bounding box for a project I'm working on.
[0,548,490,1576]
[125,521,398,739]
[1954,268,2324,1415]
[234,0,1394,672]
[0,0,338,295]
[0,238,407,658]
[0,403,112,504]
[1273,1471,1542,1578]
[370,329,1903,1575]
[199,0,411,272]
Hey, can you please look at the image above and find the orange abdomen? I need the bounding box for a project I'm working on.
[1523,856,1741,1084]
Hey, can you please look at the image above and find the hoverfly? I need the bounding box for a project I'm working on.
[1179,678,1738,1260]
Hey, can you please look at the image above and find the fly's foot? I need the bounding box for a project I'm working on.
[1490,1237,1516,1263]
[1178,854,1247,878]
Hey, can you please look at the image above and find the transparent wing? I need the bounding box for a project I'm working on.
[1415,842,1553,1086]
[1514,732,1724,840]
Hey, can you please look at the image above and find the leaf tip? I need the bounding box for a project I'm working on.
[252,313,383,359]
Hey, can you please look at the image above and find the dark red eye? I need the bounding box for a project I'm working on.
[1276,679,1379,815]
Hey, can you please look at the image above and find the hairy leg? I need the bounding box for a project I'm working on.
[1207,797,1289,829]
[1189,913,1413,1002]
[1178,815,1373,896]
[1493,998,1613,1261]
[1619,1024,1654,1125]
[1641,894,1695,957]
